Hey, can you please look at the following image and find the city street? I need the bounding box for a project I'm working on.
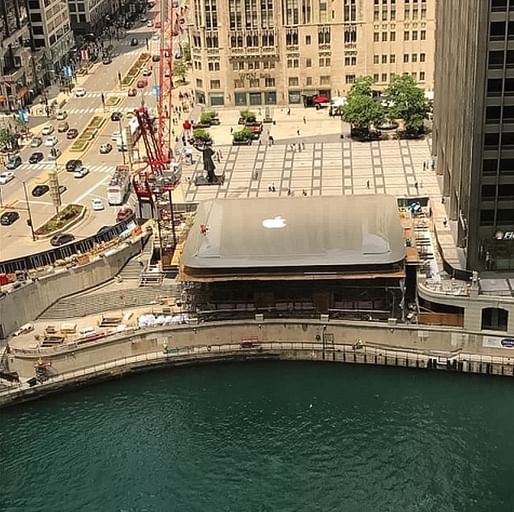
[0,19,162,261]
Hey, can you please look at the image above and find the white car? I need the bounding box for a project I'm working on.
[142,68,152,77]
[74,166,89,178]
[91,198,104,211]
[152,33,160,41]
[111,130,122,141]
[41,125,54,135]
[56,111,68,120]
[74,87,87,97]
[0,172,14,185]
[146,20,153,27]
[45,135,58,147]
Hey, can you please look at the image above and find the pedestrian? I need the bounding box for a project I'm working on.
[287,188,292,196]
[302,189,307,196]
[302,142,305,149]
[303,116,306,124]
[271,183,276,192]
[268,184,273,192]
[297,129,300,136]
[414,181,419,191]
[423,162,426,171]
[219,149,223,159]
[182,135,187,146]
[230,127,233,134]
[287,108,291,115]
[443,217,448,227]
[366,180,370,189]
[137,255,144,267]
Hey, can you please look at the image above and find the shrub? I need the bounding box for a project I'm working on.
[240,110,256,122]
[192,128,212,143]
[233,127,253,141]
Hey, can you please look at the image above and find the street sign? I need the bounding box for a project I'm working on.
[48,171,61,210]
[16,109,29,123]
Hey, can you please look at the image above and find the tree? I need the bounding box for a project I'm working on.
[182,42,191,63]
[341,76,385,133]
[173,61,189,83]
[385,74,429,134]
[192,128,212,144]
[0,128,18,151]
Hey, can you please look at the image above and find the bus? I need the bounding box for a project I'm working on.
[107,165,131,206]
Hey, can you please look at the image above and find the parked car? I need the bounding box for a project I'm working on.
[50,233,75,246]
[45,135,58,147]
[116,207,133,222]
[102,57,112,65]
[41,125,54,135]
[74,87,87,97]
[65,159,82,172]
[56,111,68,120]
[137,79,148,88]
[100,143,113,154]
[96,225,112,235]
[130,38,139,46]
[152,33,160,41]
[59,185,67,194]
[142,68,152,77]
[67,128,79,139]
[74,166,89,178]
[152,54,160,62]
[57,121,69,132]
[111,130,122,141]
[146,19,153,27]
[48,148,61,160]
[91,198,104,211]
[0,211,19,226]
[128,88,137,97]
[28,152,44,164]
[30,137,43,148]
[6,155,22,169]
[0,172,14,185]
[32,184,49,197]
[110,111,123,121]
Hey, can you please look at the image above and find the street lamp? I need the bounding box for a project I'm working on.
[21,179,36,241]
[117,117,126,165]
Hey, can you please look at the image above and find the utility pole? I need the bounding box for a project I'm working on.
[22,180,36,241]
[118,117,126,164]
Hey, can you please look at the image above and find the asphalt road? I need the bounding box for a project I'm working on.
[0,19,163,261]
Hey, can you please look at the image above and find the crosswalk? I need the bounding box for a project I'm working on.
[19,162,118,175]
[64,103,158,115]
[78,90,155,99]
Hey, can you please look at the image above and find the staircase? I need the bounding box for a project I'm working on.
[39,285,179,320]
[139,264,164,287]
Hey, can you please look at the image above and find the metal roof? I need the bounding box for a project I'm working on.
[181,195,406,270]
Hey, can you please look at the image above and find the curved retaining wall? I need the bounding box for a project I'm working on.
[0,238,143,338]
[3,318,514,408]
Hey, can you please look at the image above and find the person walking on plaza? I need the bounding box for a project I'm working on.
[297,129,300,136]
[303,116,306,124]
[366,180,370,189]
[137,255,144,268]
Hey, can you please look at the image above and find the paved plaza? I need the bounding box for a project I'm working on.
[179,138,436,202]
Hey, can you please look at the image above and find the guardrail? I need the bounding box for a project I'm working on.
[0,215,137,274]
[2,340,514,406]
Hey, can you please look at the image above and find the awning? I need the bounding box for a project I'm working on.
[0,96,6,102]
[314,95,330,104]
[16,87,28,99]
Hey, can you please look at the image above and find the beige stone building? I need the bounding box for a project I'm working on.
[187,0,435,107]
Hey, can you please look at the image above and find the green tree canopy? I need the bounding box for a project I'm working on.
[173,61,189,83]
[341,76,385,131]
[0,128,18,151]
[384,74,429,133]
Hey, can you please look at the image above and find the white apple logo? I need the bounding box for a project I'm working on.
[262,216,287,229]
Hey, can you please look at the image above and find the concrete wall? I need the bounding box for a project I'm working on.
[0,239,142,339]
[7,319,492,379]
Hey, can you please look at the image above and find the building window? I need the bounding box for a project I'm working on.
[404,31,409,41]
[210,80,221,89]
[481,308,509,331]
[345,74,355,84]
[265,78,275,87]
[289,90,301,103]
[411,72,417,80]
[412,31,418,41]
[381,73,387,82]
[374,32,379,42]
[420,53,426,62]
[235,92,247,106]
[374,55,379,64]
[306,58,312,67]
[320,76,330,85]
[289,77,299,86]
[306,35,311,45]
[390,54,396,63]
[390,32,396,41]
[249,92,262,105]
[412,54,417,63]
[420,30,426,40]
[419,71,425,81]
[382,55,387,64]
[306,77,312,85]
[403,54,409,63]
[382,32,387,41]
[249,79,260,88]
[234,79,244,88]
[196,79,203,87]
[209,93,224,106]
[265,92,277,104]
[373,73,379,82]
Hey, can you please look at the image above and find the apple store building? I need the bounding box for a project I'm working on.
[179,195,409,322]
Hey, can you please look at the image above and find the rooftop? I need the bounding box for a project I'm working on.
[181,195,406,276]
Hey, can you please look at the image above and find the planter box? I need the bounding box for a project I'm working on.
[34,205,86,239]
[232,139,252,146]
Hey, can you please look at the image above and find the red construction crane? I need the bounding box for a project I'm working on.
[133,0,179,203]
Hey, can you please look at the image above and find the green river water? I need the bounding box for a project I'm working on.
[1,361,514,511]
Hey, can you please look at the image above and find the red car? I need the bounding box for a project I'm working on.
[116,207,133,222]
[137,79,148,88]
[128,88,137,96]
[67,128,79,139]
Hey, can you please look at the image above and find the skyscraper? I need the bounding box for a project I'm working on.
[187,0,435,107]
[433,0,514,272]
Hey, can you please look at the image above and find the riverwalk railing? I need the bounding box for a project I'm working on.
[2,341,514,406]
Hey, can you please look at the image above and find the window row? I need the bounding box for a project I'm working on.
[373,30,426,42]
[374,52,426,64]
[288,76,331,86]
[232,60,276,70]
[373,71,425,82]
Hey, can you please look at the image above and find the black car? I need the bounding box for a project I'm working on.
[152,54,160,62]
[0,211,19,226]
[130,38,139,46]
[111,111,123,121]
[66,159,82,172]
[50,233,75,247]
[32,185,49,197]
[102,57,112,65]
[28,152,44,164]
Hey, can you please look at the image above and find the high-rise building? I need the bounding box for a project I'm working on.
[433,0,514,272]
[0,0,35,111]
[68,0,114,34]
[27,0,74,85]
[187,0,435,107]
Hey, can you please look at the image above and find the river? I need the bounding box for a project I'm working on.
[1,361,513,511]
